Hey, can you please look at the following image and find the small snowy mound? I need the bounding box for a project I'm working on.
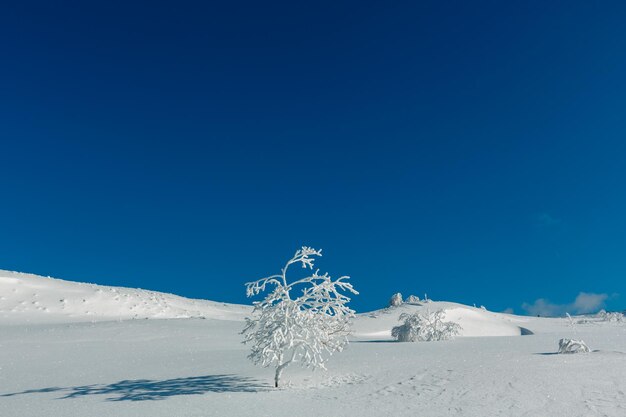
[558,338,590,354]
[352,302,531,340]
[0,269,251,324]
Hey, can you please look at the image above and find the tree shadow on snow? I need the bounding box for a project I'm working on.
[1,374,271,401]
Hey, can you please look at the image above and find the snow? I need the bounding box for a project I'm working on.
[352,302,530,339]
[0,270,249,324]
[1,269,626,416]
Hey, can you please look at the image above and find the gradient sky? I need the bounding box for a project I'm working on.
[1,1,626,314]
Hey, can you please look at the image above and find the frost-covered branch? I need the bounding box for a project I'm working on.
[242,246,358,387]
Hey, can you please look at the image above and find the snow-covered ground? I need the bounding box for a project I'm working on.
[1,270,625,416]
[0,270,249,323]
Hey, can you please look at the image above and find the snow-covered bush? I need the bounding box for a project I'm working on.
[388,293,403,307]
[596,310,624,323]
[405,295,420,304]
[242,247,358,388]
[392,309,461,342]
[558,338,590,354]
[574,310,624,325]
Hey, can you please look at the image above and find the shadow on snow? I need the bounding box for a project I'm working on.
[1,374,270,401]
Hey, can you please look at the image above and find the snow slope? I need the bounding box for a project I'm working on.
[0,270,531,339]
[1,270,625,417]
[352,302,532,339]
[0,270,530,339]
[0,270,250,324]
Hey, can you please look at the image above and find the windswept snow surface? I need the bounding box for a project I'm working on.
[1,270,625,417]
[0,270,249,324]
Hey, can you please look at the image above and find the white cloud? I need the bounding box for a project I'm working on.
[522,292,609,317]
[501,307,514,314]
[572,292,609,314]
[522,298,563,317]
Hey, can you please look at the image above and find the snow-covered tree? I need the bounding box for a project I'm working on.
[388,292,403,307]
[596,310,624,323]
[392,309,461,342]
[242,246,358,388]
[405,295,420,304]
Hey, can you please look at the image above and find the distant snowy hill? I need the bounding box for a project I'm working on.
[0,270,250,324]
[352,302,532,339]
[1,269,531,340]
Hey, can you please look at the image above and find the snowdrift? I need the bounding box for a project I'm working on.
[0,270,250,324]
[352,302,531,339]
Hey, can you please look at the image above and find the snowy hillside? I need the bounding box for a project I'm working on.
[352,302,532,339]
[1,269,532,340]
[1,269,625,417]
[0,270,250,324]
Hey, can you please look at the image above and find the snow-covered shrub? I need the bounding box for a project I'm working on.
[405,295,420,304]
[242,247,358,388]
[596,310,624,323]
[389,293,403,307]
[558,338,590,354]
[574,310,624,325]
[392,309,461,342]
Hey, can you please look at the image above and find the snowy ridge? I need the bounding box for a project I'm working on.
[1,269,530,339]
[352,302,531,339]
[0,269,251,324]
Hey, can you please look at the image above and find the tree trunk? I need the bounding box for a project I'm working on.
[274,362,289,388]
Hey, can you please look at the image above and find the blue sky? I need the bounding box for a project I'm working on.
[1,1,625,314]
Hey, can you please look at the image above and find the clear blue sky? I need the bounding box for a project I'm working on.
[1,1,625,314]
